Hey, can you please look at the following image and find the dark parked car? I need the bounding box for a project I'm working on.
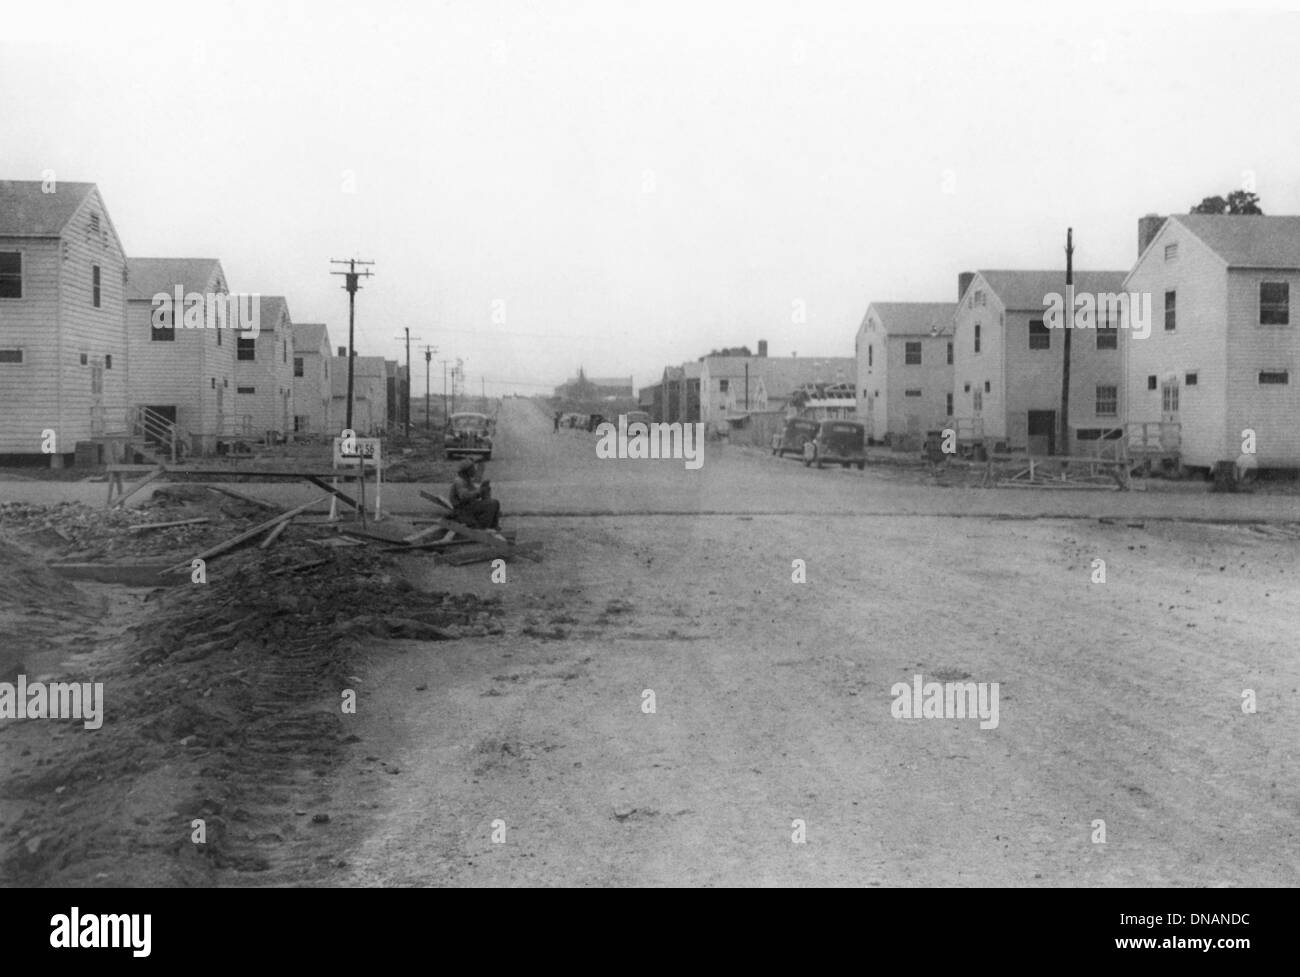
[771,417,820,459]
[444,412,493,460]
[804,419,866,470]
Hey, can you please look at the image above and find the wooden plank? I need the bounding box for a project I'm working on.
[205,485,283,512]
[128,517,211,532]
[161,495,330,574]
[259,519,291,549]
[403,524,453,544]
[111,465,166,510]
[432,518,541,562]
[381,530,517,554]
[418,490,455,511]
[305,475,361,510]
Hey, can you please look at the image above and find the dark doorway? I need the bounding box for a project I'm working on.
[1027,410,1056,456]
[143,405,178,447]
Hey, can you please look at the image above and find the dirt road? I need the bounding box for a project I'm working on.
[324,399,1300,886]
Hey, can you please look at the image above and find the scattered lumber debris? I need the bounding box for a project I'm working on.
[128,517,212,533]
[161,496,330,574]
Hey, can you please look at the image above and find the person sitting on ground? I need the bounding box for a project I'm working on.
[449,458,502,532]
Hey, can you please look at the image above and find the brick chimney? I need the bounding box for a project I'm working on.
[757,339,768,357]
[1138,214,1166,256]
[958,272,975,301]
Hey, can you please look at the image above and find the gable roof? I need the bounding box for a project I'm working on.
[759,357,855,396]
[292,322,330,352]
[976,270,1128,312]
[865,302,957,336]
[127,258,223,301]
[0,180,96,236]
[1171,214,1300,269]
[701,355,758,379]
[258,296,289,331]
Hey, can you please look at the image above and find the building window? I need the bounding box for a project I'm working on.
[1164,291,1176,331]
[972,390,983,412]
[237,337,256,361]
[237,386,256,394]
[984,380,991,393]
[963,382,971,393]
[868,345,873,367]
[1185,371,1197,385]
[294,356,304,377]
[947,342,953,365]
[1096,385,1118,416]
[1147,375,1157,391]
[904,388,922,397]
[1162,381,1179,413]
[1028,319,1050,350]
[973,289,985,307]
[1164,243,1178,261]
[1260,282,1290,325]
[905,342,922,365]
[216,325,222,345]
[718,379,729,393]
[79,352,88,365]
[89,213,100,235]
[1259,370,1290,385]
[283,339,288,364]
[152,311,175,341]
[1096,323,1118,350]
[105,354,112,369]
[946,392,953,415]
[0,252,21,298]
[0,349,23,364]
[974,324,981,354]
[92,265,101,308]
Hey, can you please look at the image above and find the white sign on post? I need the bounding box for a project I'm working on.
[332,435,382,519]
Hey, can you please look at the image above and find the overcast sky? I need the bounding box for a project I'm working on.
[4,1,1298,394]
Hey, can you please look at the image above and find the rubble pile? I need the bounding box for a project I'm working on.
[0,492,248,560]
[0,502,507,886]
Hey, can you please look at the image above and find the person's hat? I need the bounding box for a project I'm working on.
[457,458,478,475]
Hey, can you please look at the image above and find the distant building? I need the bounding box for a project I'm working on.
[331,352,388,435]
[0,181,129,463]
[753,356,856,418]
[291,322,332,437]
[1125,213,1300,469]
[386,359,409,432]
[855,302,955,442]
[637,381,663,420]
[125,257,237,456]
[952,268,1127,454]
[233,296,294,439]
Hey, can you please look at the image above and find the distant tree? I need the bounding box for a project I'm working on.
[1190,190,1263,215]
[703,346,753,358]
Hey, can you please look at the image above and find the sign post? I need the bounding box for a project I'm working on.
[332,435,382,521]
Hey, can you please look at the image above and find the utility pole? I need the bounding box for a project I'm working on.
[422,345,436,430]
[1059,228,1073,461]
[330,258,375,432]
[393,328,421,438]
[440,359,451,421]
